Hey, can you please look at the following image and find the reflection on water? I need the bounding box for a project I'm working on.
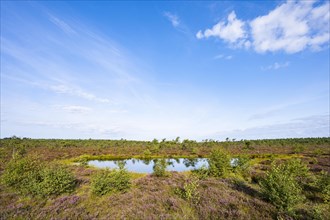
[88,158,208,173]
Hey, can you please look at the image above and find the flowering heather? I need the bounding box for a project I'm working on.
[1,138,330,219]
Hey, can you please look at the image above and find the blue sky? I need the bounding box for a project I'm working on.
[1,1,329,141]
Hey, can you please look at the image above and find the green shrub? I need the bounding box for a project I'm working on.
[292,144,306,153]
[77,155,90,166]
[192,165,209,179]
[315,171,330,203]
[38,164,76,196]
[283,159,310,180]
[260,159,306,212]
[12,144,27,159]
[208,149,231,177]
[232,156,250,177]
[143,149,151,157]
[152,158,168,177]
[91,168,131,196]
[1,157,41,195]
[1,157,76,196]
[175,175,200,204]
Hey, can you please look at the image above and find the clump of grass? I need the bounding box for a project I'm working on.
[91,166,131,196]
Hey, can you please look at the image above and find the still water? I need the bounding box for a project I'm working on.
[88,158,208,173]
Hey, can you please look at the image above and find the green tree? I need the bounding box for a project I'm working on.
[260,159,306,212]
[152,158,168,177]
[208,149,231,177]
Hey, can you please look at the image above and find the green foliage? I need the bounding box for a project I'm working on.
[151,138,159,145]
[191,147,198,155]
[260,159,307,212]
[313,149,323,157]
[12,144,27,159]
[243,140,253,150]
[77,155,89,166]
[1,157,76,196]
[292,144,306,153]
[231,156,251,180]
[208,149,231,177]
[1,156,41,195]
[175,175,200,204]
[38,164,76,196]
[152,158,168,177]
[91,167,131,196]
[192,165,209,179]
[315,171,330,203]
[232,156,250,171]
[310,157,318,164]
[143,149,151,157]
[284,158,310,185]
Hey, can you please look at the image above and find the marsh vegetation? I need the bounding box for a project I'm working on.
[0,137,329,219]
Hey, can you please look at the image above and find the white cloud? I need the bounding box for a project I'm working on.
[197,1,330,54]
[261,61,290,71]
[250,1,329,53]
[49,84,111,103]
[58,105,92,114]
[20,121,121,136]
[196,11,247,44]
[164,12,180,27]
[49,14,76,35]
[196,30,203,39]
[214,114,329,140]
[214,54,233,60]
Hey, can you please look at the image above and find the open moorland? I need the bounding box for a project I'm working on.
[0,137,330,220]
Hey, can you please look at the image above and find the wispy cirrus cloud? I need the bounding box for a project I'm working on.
[1,12,148,105]
[197,0,330,53]
[163,11,192,36]
[55,105,92,114]
[48,14,76,35]
[20,120,122,136]
[214,54,233,60]
[49,84,111,103]
[261,61,290,71]
[164,12,180,27]
[215,114,329,140]
[1,7,155,139]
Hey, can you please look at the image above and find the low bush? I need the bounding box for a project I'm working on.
[260,159,307,212]
[208,149,231,177]
[175,175,200,204]
[315,171,330,203]
[152,158,168,177]
[192,165,209,179]
[232,156,251,179]
[1,156,41,195]
[143,149,151,157]
[1,157,76,196]
[91,167,131,196]
[38,164,76,196]
[283,158,310,184]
